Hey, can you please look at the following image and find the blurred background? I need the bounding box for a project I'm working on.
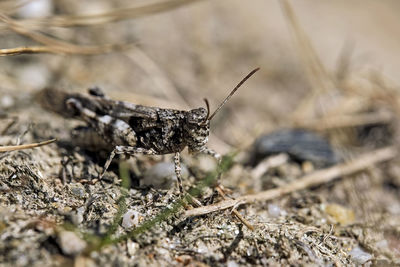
[2,0,400,154]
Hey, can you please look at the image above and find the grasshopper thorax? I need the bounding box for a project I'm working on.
[185,107,210,154]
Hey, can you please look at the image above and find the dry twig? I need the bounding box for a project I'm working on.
[0,139,56,152]
[251,154,289,179]
[184,146,397,217]
[215,186,254,231]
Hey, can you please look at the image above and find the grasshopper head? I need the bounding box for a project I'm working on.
[185,107,210,154]
[185,68,260,154]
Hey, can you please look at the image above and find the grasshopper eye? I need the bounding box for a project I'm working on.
[187,108,208,124]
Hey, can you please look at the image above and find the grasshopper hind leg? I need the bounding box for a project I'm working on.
[71,126,112,151]
[66,98,137,147]
[88,87,106,98]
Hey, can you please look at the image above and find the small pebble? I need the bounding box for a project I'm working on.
[127,241,140,257]
[268,203,285,218]
[70,184,86,198]
[227,260,239,267]
[57,231,87,256]
[16,64,50,90]
[196,240,208,254]
[349,246,372,264]
[0,183,10,191]
[141,162,189,189]
[324,203,355,225]
[375,239,389,250]
[74,256,96,267]
[176,255,192,265]
[246,246,255,257]
[146,192,154,202]
[0,95,14,109]
[71,206,85,225]
[122,209,140,229]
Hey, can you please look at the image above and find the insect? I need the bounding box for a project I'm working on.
[38,68,259,192]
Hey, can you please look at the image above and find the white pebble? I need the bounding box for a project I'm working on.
[127,241,140,257]
[227,260,239,267]
[18,0,53,18]
[268,203,285,218]
[0,95,14,109]
[16,64,50,90]
[71,206,85,225]
[196,240,208,254]
[122,209,140,229]
[57,231,87,256]
[376,239,389,250]
[141,162,188,189]
[349,246,372,264]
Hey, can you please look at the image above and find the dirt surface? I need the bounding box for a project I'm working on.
[1,1,400,266]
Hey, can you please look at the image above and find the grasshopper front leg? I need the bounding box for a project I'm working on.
[101,146,157,178]
[102,146,185,194]
[174,152,184,193]
[201,148,222,186]
[201,148,221,163]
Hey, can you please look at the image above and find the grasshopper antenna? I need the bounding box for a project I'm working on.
[207,67,260,121]
[203,98,210,123]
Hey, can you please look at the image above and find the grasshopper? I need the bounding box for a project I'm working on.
[39,68,259,192]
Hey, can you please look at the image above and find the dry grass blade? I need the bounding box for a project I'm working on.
[184,146,397,217]
[0,46,57,56]
[10,0,203,29]
[0,13,133,55]
[127,48,190,109]
[0,138,56,152]
[280,0,336,120]
[280,0,335,93]
[0,0,30,14]
[1,117,18,135]
[0,43,131,56]
[297,111,393,130]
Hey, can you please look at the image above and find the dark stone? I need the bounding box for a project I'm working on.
[250,129,339,167]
